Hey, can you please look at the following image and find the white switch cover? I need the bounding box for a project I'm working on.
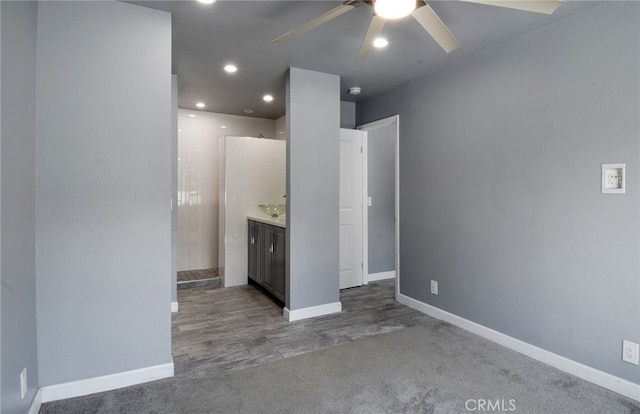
[367,196,372,207]
[602,163,625,194]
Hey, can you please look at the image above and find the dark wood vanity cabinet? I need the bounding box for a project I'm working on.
[248,219,285,303]
[267,225,286,302]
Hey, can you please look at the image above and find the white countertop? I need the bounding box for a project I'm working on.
[247,215,286,228]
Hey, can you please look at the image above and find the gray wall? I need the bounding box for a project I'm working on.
[1,2,39,412]
[367,124,396,274]
[340,101,356,129]
[286,67,340,310]
[1,2,3,407]
[36,1,173,385]
[357,2,640,383]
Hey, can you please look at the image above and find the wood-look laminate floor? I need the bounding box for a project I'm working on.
[172,279,434,379]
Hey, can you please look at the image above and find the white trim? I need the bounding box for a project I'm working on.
[358,115,400,298]
[283,301,342,322]
[171,301,179,313]
[362,133,369,286]
[27,388,43,414]
[40,363,174,403]
[365,271,396,284]
[398,293,640,402]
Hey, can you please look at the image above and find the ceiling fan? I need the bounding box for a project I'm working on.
[272,0,564,60]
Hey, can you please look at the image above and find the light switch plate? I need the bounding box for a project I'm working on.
[602,163,625,194]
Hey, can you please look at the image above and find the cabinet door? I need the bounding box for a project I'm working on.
[271,226,286,302]
[248,221,263,283]
[262,225,274,292]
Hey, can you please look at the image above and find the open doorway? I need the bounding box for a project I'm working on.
[358,115,400,298]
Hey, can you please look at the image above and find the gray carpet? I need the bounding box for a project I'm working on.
[41,321,640,413]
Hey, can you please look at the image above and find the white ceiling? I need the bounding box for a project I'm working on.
[131,1,604,119]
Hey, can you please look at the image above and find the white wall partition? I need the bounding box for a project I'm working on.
[222,137,286,287]
[177,110,275,271]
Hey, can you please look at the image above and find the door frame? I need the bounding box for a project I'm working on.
[357,115,400,298]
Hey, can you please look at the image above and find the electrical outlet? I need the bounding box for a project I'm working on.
[622,340,639,365]
[430,280,438,295]
[20,367,27,399]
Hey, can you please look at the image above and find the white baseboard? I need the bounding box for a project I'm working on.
[27,388,43,414]
[365,271,396,284]
[284,301,342,322]
[171,301,179,313]
[40,362,174,403]
[397,293,640,402]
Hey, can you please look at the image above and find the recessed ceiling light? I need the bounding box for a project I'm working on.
[373,37,389,48]
[224,64,238,73]
[244,109,254,114]
[188,114,196,118]
[263,94,274,102]
[196,102,206,108]
[197,0,216,4]
[221,125,227,129]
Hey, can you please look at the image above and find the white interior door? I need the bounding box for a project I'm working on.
[339,129,364,289]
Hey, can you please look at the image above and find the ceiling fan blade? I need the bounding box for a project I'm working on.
[271,2,359,44]
[357,15,386,61]
[458,0,564,15]
[412,3,461,54]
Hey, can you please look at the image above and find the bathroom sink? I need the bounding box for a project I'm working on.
[259,204,286,218]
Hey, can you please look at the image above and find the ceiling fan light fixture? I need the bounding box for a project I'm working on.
[374,0,416,20]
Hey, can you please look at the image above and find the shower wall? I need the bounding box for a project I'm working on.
[177,109,275,271]
[275,115,286,140]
